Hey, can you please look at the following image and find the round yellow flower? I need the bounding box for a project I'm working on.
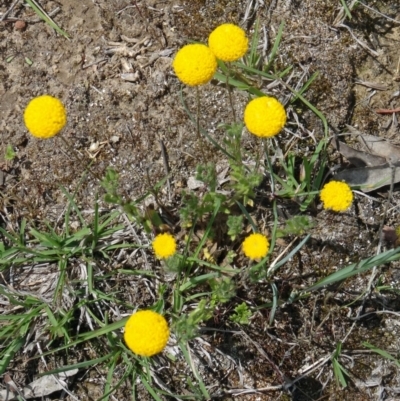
[208,23,248,62]
[244,96,286,138]
[23,95,67,139]
[320,181,353,212]
[242,233,269,260]
[172,44,217,86]
[124,310,169,357]
[152,233,177,259]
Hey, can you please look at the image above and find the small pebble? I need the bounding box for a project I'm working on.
[14,20,26,31]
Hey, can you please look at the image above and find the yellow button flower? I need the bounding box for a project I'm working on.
[152,233,177,259]
[23,95,67,139]
[242,233,269,260]
[172,44,217,86]
[124,310,169,357]
[208,23,248,62]
[320,181,353,212]
[244,96,286,138]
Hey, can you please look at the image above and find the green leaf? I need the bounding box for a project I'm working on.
[230,302,252,325]
[4,144,16,161]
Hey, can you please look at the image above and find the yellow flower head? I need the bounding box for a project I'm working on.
[208,23,248,62]
[152,233,177,259]
[244,96,286,138]
[124,310,169,357]
[320,181,353,212]
[242,233,269,260]
[23,95,67,139]
[172,44,217,86]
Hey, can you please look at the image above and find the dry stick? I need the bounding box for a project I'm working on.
[375,107,400,114]
[0,0,19,22]
[1,7,61,23]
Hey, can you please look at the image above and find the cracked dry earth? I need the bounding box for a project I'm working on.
[1,0,400,400]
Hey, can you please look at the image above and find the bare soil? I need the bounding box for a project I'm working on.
[1,0,400,400]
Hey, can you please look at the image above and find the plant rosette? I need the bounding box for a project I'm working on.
[124,310,170,357]
[172,44,217,86]
[242,233,270,260]
[320,181,353,212]
[244,96,287,138]
[24,95,67,139]
[208,23,248,62]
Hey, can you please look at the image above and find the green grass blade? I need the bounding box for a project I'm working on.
[141,374,163,401]
[247,17,260,68]
[32,317,128,360]
[24,0,70,39]
[179,342,210,399]
[303,247,400,293]
[363,342,400,368]
[268,234,311,276]
[192,197,221,260]
[0,338,25,375]
[235,200,257,232]
[39,353,114,376]
[99,358,133,401]
[332,359,348,388]
[269,282,278,325]
[281,81,328,136]
[264,20,285,71]
[291,71,319,103]
[339,0,353,20]
[179,273,219,292]
[185,257,240,274]
[103,352,119,401]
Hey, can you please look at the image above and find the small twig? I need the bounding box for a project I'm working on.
[358,1,400,24]
[81,58,108,70]
[375,107,400,114]
[338,23,379,57]
[0,0,20,22]
[1,7,61,24]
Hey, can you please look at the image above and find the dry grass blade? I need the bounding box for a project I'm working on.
[338,23,379,57]
[0,0,19,21]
